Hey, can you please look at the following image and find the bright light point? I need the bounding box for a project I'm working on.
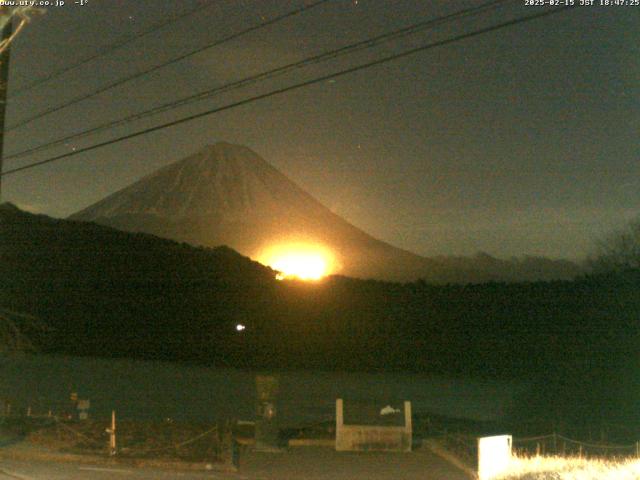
[236,324,245,332]
[259,243,335,281]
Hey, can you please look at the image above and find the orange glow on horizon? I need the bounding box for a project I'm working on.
[258,243,335,281]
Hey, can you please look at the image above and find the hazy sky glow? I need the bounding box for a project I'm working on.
[3,0,638,260]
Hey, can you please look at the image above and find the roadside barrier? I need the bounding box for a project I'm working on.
[513,432,638,458]
[1,410,227,461]
[121,425,220,456]
[433,429,640,467]
[51,416,104,448]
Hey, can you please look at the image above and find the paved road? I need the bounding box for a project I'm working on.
[0,447,469,480]
[238,447,469,480]
[0,460,231,480]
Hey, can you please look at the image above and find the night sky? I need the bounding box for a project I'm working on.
[3,0,638,261]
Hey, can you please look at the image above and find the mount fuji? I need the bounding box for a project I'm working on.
[70,142,580,283]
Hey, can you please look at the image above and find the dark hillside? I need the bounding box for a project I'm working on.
[1,203,275,363]
[2,204,638,429]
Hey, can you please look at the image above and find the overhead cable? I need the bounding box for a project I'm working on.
[0,5,574,178]
[4,0,511,162]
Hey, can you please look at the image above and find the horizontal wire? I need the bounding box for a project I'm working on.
[1,5,574,178]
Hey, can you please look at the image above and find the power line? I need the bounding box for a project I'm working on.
[0,5,574,178]
[4,0,511,162]
[12,1,217,97]
[6,0,331,132]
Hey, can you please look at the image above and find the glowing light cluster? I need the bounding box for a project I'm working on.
[258,243,335,281]
[271,252,327,280]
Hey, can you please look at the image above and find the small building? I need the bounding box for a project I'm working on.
[335,398,412,452]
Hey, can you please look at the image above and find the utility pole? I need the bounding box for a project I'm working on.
[0,11,11,202]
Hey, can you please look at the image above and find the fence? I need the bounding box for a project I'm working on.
[0,407,234,464]
[513,433,639,459]
[426,430,640,480]
[433,430,640,473]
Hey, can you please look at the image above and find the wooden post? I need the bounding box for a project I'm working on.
[335,399,343,451]
[336,398,344,430]
[404,401,412,432]
[106,410,117,456]
[111,410,116,455]
[636,441,639,458]
[404,400,412,453]
[0,12,10,201]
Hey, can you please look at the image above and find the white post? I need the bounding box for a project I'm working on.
[478,435,512,480]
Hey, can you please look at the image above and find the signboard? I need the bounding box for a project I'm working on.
[477,435,512,480]
[77,399,90,420]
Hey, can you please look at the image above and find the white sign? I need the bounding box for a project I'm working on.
[380,405,401,415]
[478,435,512,480]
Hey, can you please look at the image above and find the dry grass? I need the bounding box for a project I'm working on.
[13,418,229,463]
[496,454,640,479]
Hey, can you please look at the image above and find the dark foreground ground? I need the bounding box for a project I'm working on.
[238,448,469,480]
[0,446,468,480]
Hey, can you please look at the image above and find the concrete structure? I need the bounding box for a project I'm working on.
[254,375,280,452]
[335,398,412,452]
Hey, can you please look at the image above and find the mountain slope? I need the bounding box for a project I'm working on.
[70,142,581,282]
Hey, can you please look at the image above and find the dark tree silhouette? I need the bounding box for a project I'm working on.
[589,218,640,273]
